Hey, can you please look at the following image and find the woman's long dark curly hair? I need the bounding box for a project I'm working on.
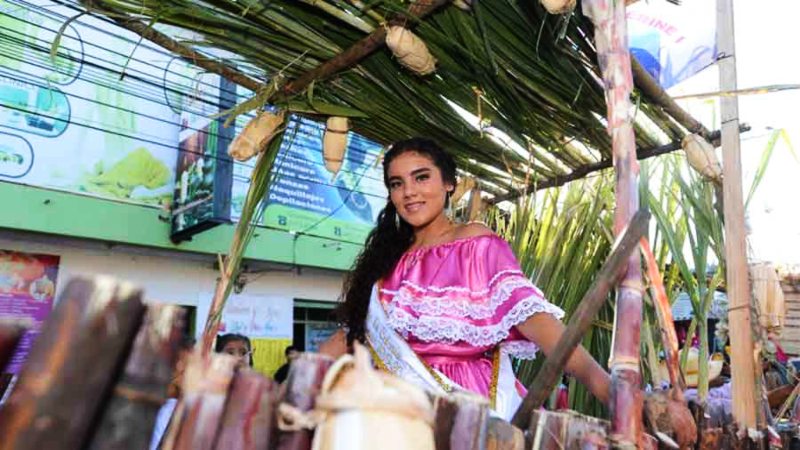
[335,137,457,344]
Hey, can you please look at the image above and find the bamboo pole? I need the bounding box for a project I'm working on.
[581,0,644,447]
[717,0,760,433]
[511,210,650,430]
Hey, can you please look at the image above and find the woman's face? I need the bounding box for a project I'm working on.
[221,339,251,369]
[386,151,453,229]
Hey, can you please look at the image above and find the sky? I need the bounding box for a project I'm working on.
[638,0,800,267]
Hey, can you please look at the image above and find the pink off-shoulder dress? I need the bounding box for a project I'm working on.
[378,234,565,398]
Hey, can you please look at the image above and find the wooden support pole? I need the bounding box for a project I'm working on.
[511,210,650,430]
[581,0,644,446]
[717,0,760,432]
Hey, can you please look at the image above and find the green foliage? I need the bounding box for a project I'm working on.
[489,174,615,417]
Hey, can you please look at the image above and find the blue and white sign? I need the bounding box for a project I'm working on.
[627,0,717,89]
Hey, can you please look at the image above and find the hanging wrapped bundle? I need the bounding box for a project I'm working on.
[540,0,576,14]
[750,263,786,331]
[323,117,349,179]
[451,177,476,205]
[312,344,435,450]
[452,0,472,11]
[682,134,723,182]
[385,26,437,76]
[228,110,285,162]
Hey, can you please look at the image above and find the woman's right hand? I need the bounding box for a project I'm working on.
[318,329,348,358]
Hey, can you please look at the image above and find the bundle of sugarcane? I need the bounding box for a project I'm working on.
[0,277,146,450]
[87,304,186,450]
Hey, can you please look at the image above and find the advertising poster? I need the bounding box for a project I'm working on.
[256,116,387,244]
[0,0,181,206]
[170,72,235,241]
[0,250,59,374]
[627,0,717,89]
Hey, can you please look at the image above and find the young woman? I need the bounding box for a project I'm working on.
[322,137,610,420]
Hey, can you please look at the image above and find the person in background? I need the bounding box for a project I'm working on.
[215,333,254,369]
[273,345,300,383]
[149,336,195,450]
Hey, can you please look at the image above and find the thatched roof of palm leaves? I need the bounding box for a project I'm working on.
[75,0,708,199]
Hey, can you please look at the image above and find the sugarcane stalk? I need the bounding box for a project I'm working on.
[0,277,146,450]
[581,0,644,446]
[86,304,186,450]
[679,317,698,370]
[165,352,238,450]
[641,239,685,391]
[213,370,278,450]
[200,125,286,355]
[697,313,710,405]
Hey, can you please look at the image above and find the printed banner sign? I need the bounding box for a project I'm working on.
[196,292,293,340]
[0,250,59,374]
[627,0,717,89]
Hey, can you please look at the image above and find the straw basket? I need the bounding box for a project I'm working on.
[311,345,435,450]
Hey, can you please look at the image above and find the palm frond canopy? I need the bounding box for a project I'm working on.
[77,0,693,197]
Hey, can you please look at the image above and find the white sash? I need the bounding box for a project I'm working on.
[365,285,523,421]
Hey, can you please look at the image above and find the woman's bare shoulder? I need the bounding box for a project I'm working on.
[454,221,495,239]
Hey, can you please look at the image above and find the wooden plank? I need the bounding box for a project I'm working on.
[0,277,146,450]
[86,304,186,450]
[717,0,759,431]
[213,370,278,450]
